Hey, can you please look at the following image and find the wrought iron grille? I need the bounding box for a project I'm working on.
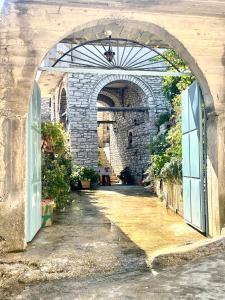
[52,38,182,72]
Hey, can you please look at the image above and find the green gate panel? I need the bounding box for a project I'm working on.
[182,81,206,233]
[26,82,42,242]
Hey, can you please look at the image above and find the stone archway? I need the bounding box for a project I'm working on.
[89,74,156,109]
[1,3,224,251]
[90,75,168,182]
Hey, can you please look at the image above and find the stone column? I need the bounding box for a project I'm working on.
[207,111,225,236]
[67,73,99,169]
[0,116,27,252]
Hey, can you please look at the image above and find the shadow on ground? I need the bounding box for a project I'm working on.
[0,190,148,299]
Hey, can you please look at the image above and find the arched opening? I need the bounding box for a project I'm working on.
[1,8,224,272]
[29,32,210,250]
[95,78,162,184]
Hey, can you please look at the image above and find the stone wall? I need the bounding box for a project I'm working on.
[107,83,159,182]
[68,73,99,168]
[65,73,169,178]
[41,97,51,122]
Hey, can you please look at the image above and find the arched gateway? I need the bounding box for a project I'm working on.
[0,1,225,252]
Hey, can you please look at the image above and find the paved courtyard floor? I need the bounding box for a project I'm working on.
[1,185,225,299]
[88,185,205,260]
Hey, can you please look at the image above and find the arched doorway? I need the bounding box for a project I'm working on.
[95,77,166,184]
[40,36,207,234]
[1,8,224,251]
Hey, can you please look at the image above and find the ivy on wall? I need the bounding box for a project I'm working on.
[146,49,195,184]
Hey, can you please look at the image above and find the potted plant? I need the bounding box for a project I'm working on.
[71,165,98,189]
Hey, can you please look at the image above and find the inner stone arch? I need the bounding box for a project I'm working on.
[94,76,169,183]
[46,71,170,179]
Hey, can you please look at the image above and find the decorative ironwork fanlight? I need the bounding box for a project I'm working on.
[52,38,183,73]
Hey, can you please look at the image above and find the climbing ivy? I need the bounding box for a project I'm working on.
[146,49,195,184]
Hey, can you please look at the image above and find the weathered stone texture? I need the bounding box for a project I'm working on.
[68,73,99,168]
[65,73,168,175]
[41,97,51,122]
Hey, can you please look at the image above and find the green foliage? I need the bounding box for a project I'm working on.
[160,158,182,184]
[163,49,190,72]
[162,49,195,106]
[150,154,171,179]
[71,165,98,183]
[146,49,195,184]
[162,76,181,104]
[166,121,182,159]
[148,134,169,155]
[41,122,72,209]
[42,161,70,209]
[41,122,68,155]
[155,112,171,128]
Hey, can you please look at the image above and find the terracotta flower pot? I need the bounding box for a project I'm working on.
[81,179,91,189]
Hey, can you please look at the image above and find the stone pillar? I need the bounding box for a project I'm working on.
[0,116,27,252]
[207,111,225,236]
[67,73,98,169]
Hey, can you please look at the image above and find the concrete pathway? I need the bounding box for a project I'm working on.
[88,185,205,260]
[1,185,224,299]
[15,252,225,299]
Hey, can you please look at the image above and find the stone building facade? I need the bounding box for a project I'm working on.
[47,73,169,182]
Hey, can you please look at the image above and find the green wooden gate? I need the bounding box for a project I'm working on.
[182,81,207,233]
[26,82,42,242]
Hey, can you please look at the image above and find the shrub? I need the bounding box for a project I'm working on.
[42,162,70,209]
[148,134,169,155]
[41,122,68,155]
[41,122,72,209]
[150,154,171,178]
[166,121,182,159]
[160,158,182,184]
[155,112,171,128]
[71,165,98,187]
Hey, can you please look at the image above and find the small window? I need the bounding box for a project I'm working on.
[128,132,133,147]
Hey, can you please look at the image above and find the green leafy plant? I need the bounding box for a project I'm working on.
[166,121,182,159]
[160,158,182,184]
[145,49,194,185]
[41,122,72,209]
[42,162,70,209]
[155,112,171,128]
[148,134,169,155]
[71,165,98,185]
[41,122,68,155]
[146,154,170,180]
